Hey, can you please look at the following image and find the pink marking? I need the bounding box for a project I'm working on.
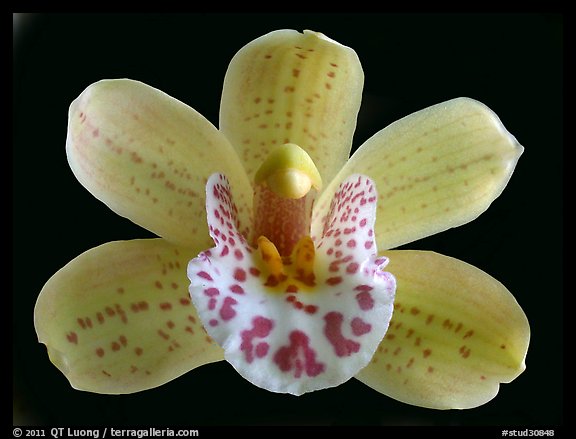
[208,298,217,310]
[255,342,270,358]
[286,284,299,293]
[220,245,229,257]
[204,287,220,297]
[273,330,325,378]
[230,284,245,295]
[351,317,372,336]
[359,218,367,227]
[355,291,374,310]
[346,262,359,274]
[240,316,274,363]
[209,319,218,327]
[326,276,343,286]
[234,249,244,260]
[324,312,360,357]
[304,304,318,315]
[220,296,238,321]
[347,239,357,248]
[234,268,247,282]
[197,271,213,281]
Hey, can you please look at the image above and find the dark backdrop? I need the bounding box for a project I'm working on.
[13,13,563,427]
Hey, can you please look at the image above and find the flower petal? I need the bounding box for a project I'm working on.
[355,250,529,409]
[188,174,395,395]
[67,79,253,247]
[220,29,364,185]
[313,98,523,250]
[34,239,223,394]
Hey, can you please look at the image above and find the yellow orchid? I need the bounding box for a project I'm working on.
[34,29,529,409]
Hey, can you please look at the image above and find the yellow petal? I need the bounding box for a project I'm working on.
[220,29,364,185]
[67,79,253,248]
[34,239,223,394]
[313,98,523,250]
[356,250,529,409]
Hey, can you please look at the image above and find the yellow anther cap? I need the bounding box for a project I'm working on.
[254,144,322,199]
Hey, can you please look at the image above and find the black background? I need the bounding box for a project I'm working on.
[13,13,563,426]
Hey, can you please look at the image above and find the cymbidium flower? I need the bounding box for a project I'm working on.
[34,29,529,409]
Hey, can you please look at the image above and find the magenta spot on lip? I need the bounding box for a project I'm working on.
[324,311,360,357]
[240,316,274,363]
[234,268,247,282]
[230,284,245,295]
[273,330,325,378]
[220,296,238,321]
[203,287,220,297]
[255,342,270,358]
[355,291,374,310]
[351,317,372,336]
[197,271,213,281]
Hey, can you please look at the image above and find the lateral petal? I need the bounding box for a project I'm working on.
[356,250,529,409]
[34,239,223,394]
[313,98,523,250]
[67,79,253,247]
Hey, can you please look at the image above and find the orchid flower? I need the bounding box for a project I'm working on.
[34,29,529,410]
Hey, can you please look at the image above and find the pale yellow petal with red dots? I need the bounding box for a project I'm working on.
[355,250,529,409]
[67,79,253,248]
[313,98,523,250]
[34,239,224,394]
[220,29,364,185]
